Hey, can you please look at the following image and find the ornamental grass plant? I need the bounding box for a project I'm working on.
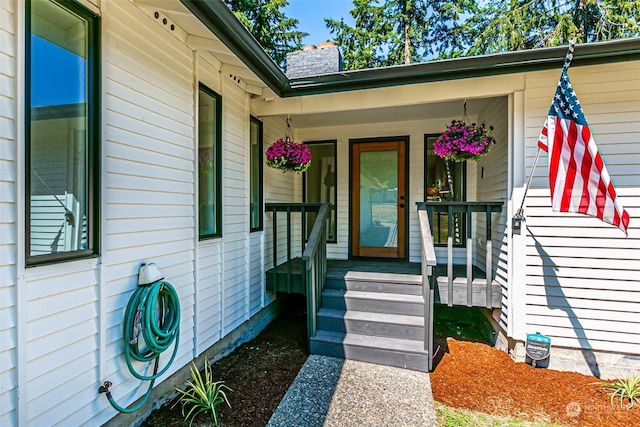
[599,371,640,409]
[174,356,232,426]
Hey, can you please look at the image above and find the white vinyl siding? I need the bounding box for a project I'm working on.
[476,97,509,329]
[408,131,424,262]
[99,1,195,424]
[522,61,640,354]
[196,240,223,351]
[0,1,16,426]
[195,54,223,354]
[24,263,99,426]
[221,78,250,333]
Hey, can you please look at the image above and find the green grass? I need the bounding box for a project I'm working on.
[436,403,566,427]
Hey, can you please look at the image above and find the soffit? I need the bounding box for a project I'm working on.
[134,1,640,102]
[131,0,276,98]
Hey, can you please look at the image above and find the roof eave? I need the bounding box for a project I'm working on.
[283,38,640,97]
[173,4,640,100]
[180,0,288,96]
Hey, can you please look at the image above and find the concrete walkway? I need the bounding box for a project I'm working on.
[267,355,438,427]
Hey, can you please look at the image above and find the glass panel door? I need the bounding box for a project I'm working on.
[351,141,406,258]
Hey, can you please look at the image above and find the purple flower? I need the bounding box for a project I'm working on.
[266,138,312,172]
[432,120,495,162]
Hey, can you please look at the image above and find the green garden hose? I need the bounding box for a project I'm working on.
[99,280,181,413]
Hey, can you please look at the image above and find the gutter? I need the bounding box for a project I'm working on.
[179,0,288,96]
[178,2,640,100]
[283,37,640,97]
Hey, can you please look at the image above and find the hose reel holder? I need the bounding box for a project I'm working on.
[99,263,180,413]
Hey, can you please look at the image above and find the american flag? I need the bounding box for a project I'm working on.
[537,43,630,235]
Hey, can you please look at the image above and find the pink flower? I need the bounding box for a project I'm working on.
[266,138,312,172]
[433,120,495,162]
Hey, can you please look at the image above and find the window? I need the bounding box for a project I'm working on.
[249,116,263,232]
[424,135,466,246]
[198,84,222,239]
[303,141,337,243]
[26,0,100,265]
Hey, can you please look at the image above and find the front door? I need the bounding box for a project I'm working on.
[351,140,406,258]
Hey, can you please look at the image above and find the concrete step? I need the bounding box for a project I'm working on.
[321,289,424,316]
[325,270,423,295]
[310,330,430,372]
[317,308,424,340]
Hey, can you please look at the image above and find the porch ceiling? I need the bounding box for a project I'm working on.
[285,97,502,129]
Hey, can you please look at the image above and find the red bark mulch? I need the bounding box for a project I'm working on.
[430,338,640,426]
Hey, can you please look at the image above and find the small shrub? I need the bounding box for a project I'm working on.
[600,371,640,409]
[174,357,232,426]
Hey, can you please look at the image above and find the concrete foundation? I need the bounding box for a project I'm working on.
[509,341,640,380]
[493,324,640,380]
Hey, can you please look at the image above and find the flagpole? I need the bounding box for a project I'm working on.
[512,37,576,230]
[513,148,542,226]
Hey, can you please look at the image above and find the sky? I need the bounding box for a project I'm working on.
[32,36,86,107]
[284,0,355,46]
[33,1,353,107]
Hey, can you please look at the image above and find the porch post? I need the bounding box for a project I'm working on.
[508,90,528,341]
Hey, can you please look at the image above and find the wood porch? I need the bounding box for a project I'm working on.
[265,201,504,372]
[267,260,502,308]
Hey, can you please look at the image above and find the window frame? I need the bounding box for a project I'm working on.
[25,0,101,267]
[197,83,223,240]
[424,134,467,248]
[249,116,263,232]
[302,140,338,244]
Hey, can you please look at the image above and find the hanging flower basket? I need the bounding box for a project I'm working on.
[266,138,312,173]
[433,119,495,162]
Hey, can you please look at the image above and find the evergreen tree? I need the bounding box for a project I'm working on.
[224,0,307,68]
[466,0,640,55]
[325,0,639,69]
[325,0,390,69]
[326,0,478,70]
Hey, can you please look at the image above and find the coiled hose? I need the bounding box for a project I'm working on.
[99,280,180,413]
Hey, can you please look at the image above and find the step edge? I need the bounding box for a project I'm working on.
[317,308,424,326]
[327,271,422,284]
[322,289,424,303]
[311,331,428,354]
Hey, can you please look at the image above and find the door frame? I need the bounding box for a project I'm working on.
[348,136,410,260]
